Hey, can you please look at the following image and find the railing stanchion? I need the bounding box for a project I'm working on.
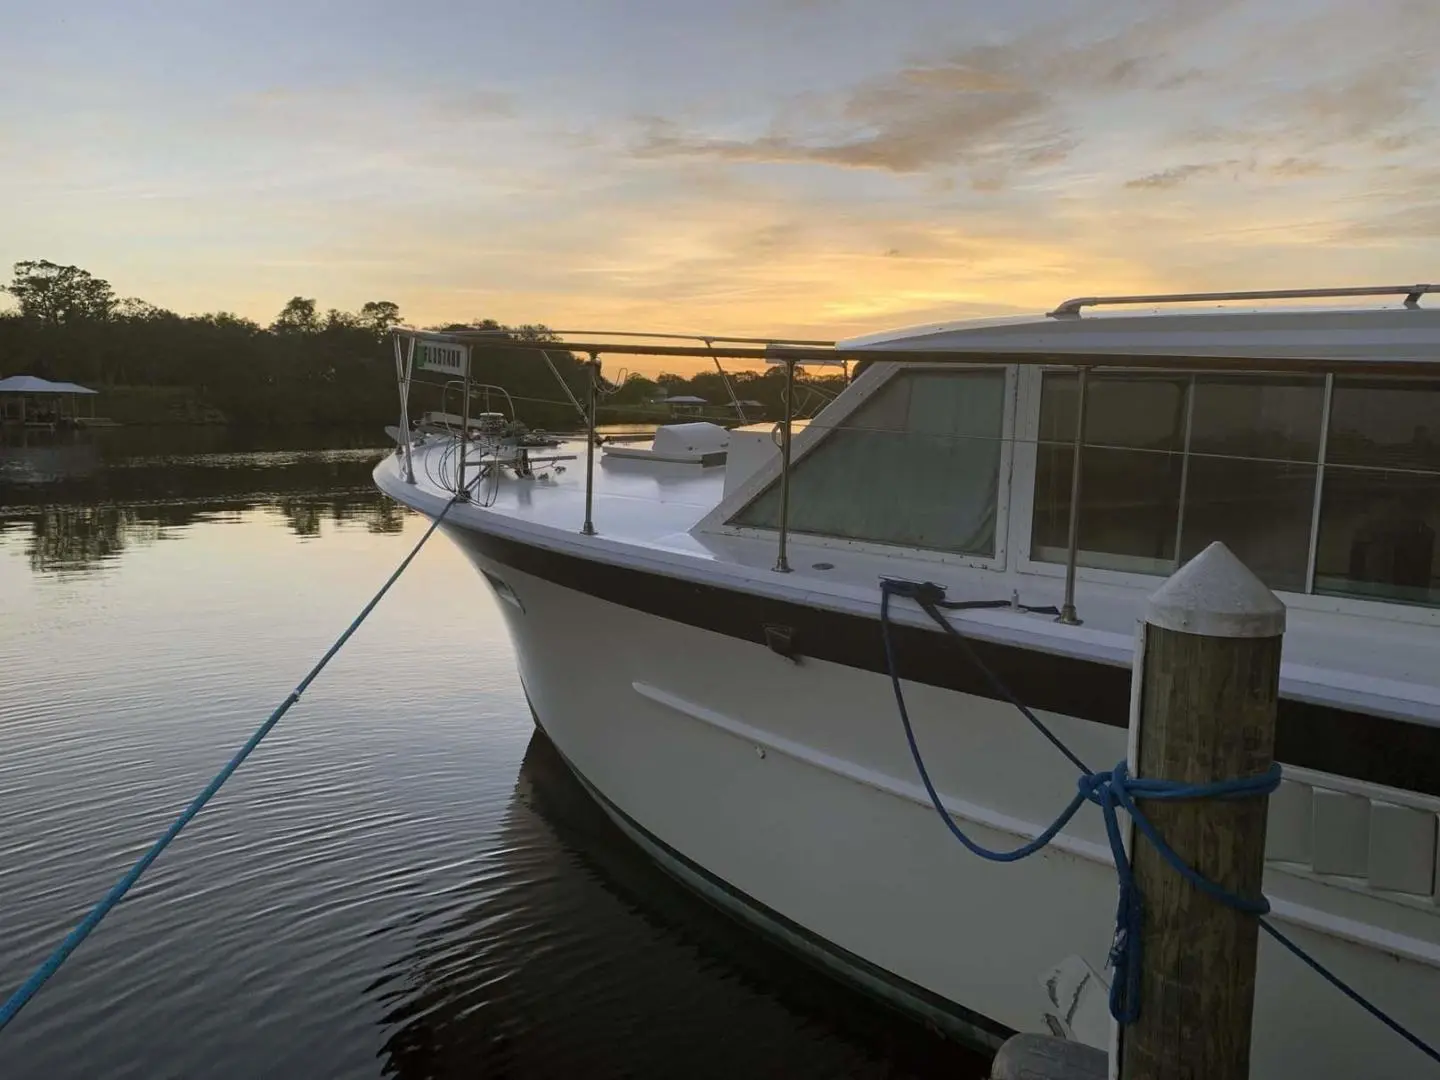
[394,333,416,484]
[774,358,795,573]
[582,353,598,536]
[705,338,746,425]
[456,347,472,499]
[1058,366,1089,625]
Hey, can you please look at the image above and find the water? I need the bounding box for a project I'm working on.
[0,427,986,1079]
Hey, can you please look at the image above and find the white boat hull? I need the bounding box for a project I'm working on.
[449,525,1440,1080]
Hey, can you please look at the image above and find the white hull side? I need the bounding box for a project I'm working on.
[455,534,1440,1079]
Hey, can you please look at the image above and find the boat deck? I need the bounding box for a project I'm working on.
[376,437,1440,732]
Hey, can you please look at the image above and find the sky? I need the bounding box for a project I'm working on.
[2,0,1438,371]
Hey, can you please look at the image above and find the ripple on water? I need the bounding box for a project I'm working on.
[0,446,986,1079]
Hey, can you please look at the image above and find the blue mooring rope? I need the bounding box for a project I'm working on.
[0,496,460,1035]
[878,578,1440,1066]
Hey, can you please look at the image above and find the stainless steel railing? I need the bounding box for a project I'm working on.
[391,324,1440,627]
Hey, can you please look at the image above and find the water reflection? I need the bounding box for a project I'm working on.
[373,732,984,1080]
[0,424,989,1080]
[0,427,400,573]
[0,428,100,484]
[17,506,161,574]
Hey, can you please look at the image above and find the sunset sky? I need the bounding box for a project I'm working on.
[3,0,1437,371]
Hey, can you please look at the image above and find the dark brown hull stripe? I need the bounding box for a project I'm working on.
[452,527,1440,798]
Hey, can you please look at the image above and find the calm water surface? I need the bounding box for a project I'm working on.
[0,427,985,1079]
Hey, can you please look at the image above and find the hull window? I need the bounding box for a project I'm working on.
[730,369,1005,556]
[1032,372,1440,606]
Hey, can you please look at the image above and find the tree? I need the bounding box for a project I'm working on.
[358,300,402,336]
[606,373,660,404]
[271,296,320,334]
[200,311,262,332]
[510,323,559,343]
[5,260,116,324]
[115,297,168,320]
[0,262,590,429]
[684,371,733,403]
[323,308,359,332]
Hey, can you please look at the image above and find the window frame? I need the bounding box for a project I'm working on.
[697,361,1018,571]
[1007,365,1440,627]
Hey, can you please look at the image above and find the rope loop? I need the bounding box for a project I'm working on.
[1073,758,1280,1023]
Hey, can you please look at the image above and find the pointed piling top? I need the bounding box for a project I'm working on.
[1145,541,1286,639]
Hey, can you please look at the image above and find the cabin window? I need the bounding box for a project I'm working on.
[1031,371,1440,606]
[1031,374,1189,576]
[1313,378,1440,606]
[730,369,1005,555]
[1179,374,1325,592]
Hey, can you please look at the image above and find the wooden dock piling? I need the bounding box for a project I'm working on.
[989,542,1286,1080]
[1119,541,1285,1080]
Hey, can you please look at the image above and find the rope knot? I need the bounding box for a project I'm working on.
[1076,769,1114,804]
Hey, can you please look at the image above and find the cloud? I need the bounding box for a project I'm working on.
[1121,156,1332,189]
[1157,5,1440,162]
[635,80,1059,174]
[633,2,1235,179]
[1153,68,1205,91]
[1333,164,1440,241]
[1278,65,1433,148]
[1268,157,1332,178]
[431,89,517,121]
[1125,162,1232,190]
[1341,203,1440,241]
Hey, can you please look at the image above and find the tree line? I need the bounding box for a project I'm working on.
[0,260,847,429]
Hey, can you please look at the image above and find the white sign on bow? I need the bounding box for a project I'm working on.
[416,341,469,377]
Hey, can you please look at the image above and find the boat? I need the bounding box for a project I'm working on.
[374,289,1440,1078]
[600,421,731,466]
